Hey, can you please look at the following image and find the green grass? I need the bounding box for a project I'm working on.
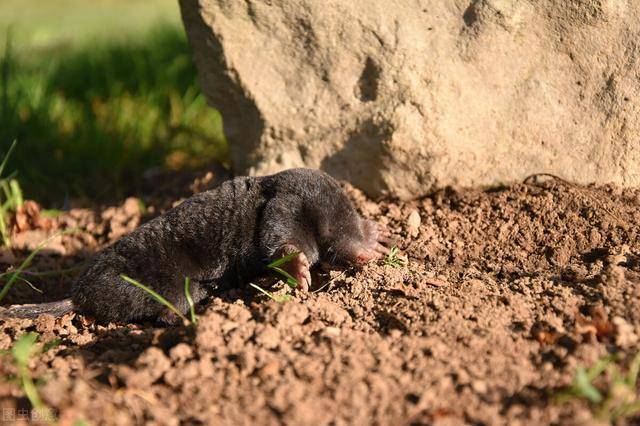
[384,246,408,268]
[0,0,182,50]
[267,251,300,288]
[0,229,79,301]
[0,140,23,246]
[1,332,60,423]
[183,276,198,324]
[556,352,640,422]
[122,252,303,314]
[249,283,293,303]
[249,252,302,303]
[0,1,227,204]
[120,274,195,325]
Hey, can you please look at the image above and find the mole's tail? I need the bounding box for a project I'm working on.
[1,299,74,319]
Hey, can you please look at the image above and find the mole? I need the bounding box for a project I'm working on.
[1,169,389,323]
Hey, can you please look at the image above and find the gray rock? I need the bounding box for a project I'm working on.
[180,0,640,200]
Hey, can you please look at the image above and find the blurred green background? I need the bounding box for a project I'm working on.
[0,0,227,205]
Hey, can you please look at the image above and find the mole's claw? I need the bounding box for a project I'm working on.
[299,267,312,291]
[377,236,395,246]
[377,223,392,237]
[374,242,390,255]
[355,248,381,263]
[363,220,394,244]
[274,244,312,291]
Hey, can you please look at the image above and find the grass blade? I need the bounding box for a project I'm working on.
[385,246,408,268]
[12,332,38,364]
[20,363,45,409]
[0,205,9,246]
[249,283,279,301]
[267,251,300,268]
[120,274,189,323]
[249,283,291,303]
[627,352,640,388]
[183,276,197,324]
[12,275,42,293]
[575,367,603,403]
[269,266,298,288]
[266,251,300,288]
[9,179,23,207]
[0,228,78,302]
[8,332,55,423]
[0,139,17,178]
[587,357,613,381]
[12,333,44,408]
[0,263,86,279]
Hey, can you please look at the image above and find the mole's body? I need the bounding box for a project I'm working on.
[3,169,388,323]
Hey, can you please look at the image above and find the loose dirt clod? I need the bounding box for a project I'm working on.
[1,176,639,425]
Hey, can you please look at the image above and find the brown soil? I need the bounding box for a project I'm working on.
[1,173,640,425]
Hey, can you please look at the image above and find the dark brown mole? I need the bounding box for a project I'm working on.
[2,168,389,324]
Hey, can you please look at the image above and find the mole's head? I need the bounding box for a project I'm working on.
[311,181,388,266]
[266,168,389,265]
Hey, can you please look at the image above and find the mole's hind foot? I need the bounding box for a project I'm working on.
[157,309,183,326]
[274,244,312,291]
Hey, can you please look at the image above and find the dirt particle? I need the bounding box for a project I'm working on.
[407,209,421,237]
[255,325,280,350]
[117,347,171,388]
[169,343,194,363]
[323,326,341,337]
[424,276,449,287]
[471,380,488,394]
[613,316,638,348]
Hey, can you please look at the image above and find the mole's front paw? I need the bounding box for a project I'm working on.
[356,220,391,263]
[274,244,312,291]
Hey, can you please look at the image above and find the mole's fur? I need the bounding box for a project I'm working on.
[2,169,388,323]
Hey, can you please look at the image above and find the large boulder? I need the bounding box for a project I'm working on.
[179,0,640,199]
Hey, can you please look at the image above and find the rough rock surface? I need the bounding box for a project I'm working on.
[179,0,640,199]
